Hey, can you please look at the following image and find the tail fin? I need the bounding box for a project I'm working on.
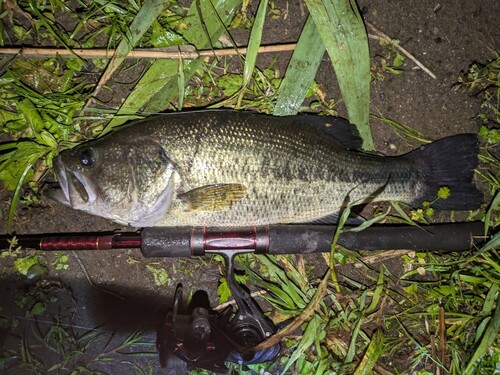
[407,134,482,210]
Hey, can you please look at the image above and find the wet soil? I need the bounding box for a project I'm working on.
[0,0,498,374]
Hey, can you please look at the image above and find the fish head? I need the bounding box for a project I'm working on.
[48,135,177,227]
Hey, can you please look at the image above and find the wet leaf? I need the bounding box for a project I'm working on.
[242,0,268,87]
[13,255,39,276]
[464,296,500,374]
[150,21,186,47]
[146,265,169,286]
[217,277,231,303]
[29,302,46,317]
[93,0,167,93]
[353,328,385,375]
[305,0,373,150]
[18,98,44,134]
[274,16,325,116]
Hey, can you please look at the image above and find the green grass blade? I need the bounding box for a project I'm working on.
[353,328,385,375]
[8,163,32,232]
[484,189,500,235]
[373,113,431,144]
[26,0,80,59]
[95,0,166,93]
[104,0,242,131]
[102,59,180,132]
[242,0,268,87]
[391,201,419,226]
[345,316,363,363]
[143,0,242,112]
[366,268,384,313]
[468,231,500,263]
[305,0,373,150]
[463,295,500,374]
[346,207,390,233]
[280,315,321,375]
[177,56,186,110]
[274,16,325,116]
[18,98,44,134]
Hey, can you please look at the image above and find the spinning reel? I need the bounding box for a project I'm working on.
[157,252,280,372]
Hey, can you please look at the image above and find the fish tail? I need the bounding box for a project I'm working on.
[407,134,482,210]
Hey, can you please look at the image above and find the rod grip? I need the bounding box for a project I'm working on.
[267,222,485,254]
[141,227,193,257]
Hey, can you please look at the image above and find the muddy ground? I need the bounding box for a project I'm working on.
[0,0,498,374]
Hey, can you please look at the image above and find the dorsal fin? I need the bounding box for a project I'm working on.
[292,115,362,150]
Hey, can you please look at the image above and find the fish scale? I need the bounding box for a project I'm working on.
[144,113,417,225]
[48,110,481,227]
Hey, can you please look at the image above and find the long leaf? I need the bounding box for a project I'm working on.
[102,59,181,132]
[8,163,32,232]
[366,268,384,314]
[484,189,500,236]
[305,0,373,150]
[280,315,321,374]
[274,16,325,116]
[242,0,268,87]
[345,316,363,363]
[93,0,167,95]
[104,0,242,131]
[144,0,242,112]
[464,296,500,374]
[353,328,385,375]
[346,207,390,233]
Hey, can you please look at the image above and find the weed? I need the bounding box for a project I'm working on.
[457,56,500,125]
[371,38,406,79]
[1,279,159,373]
[372,113,432,145]
[52,251,69,270]
[0,57,91,230]
[126,255,170,286]
[145,264,169,286]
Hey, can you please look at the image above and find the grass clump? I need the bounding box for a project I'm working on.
[0,57,93,230]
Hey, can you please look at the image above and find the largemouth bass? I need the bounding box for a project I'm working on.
[48,110,482,227]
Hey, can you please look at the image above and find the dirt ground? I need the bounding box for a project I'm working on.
[0,0,498,374]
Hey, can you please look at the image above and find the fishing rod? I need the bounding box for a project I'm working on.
[0,222,486,372]
[0,222,485,256]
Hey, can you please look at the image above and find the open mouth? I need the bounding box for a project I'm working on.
[47,156,96,208]
[69,173,89,203]
[66,169,97,207]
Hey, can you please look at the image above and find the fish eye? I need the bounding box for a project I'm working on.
[79,148,96,167]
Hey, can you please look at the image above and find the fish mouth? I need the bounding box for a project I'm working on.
[47,156,97,208]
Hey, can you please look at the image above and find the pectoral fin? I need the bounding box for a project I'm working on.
[181,183,247,211]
